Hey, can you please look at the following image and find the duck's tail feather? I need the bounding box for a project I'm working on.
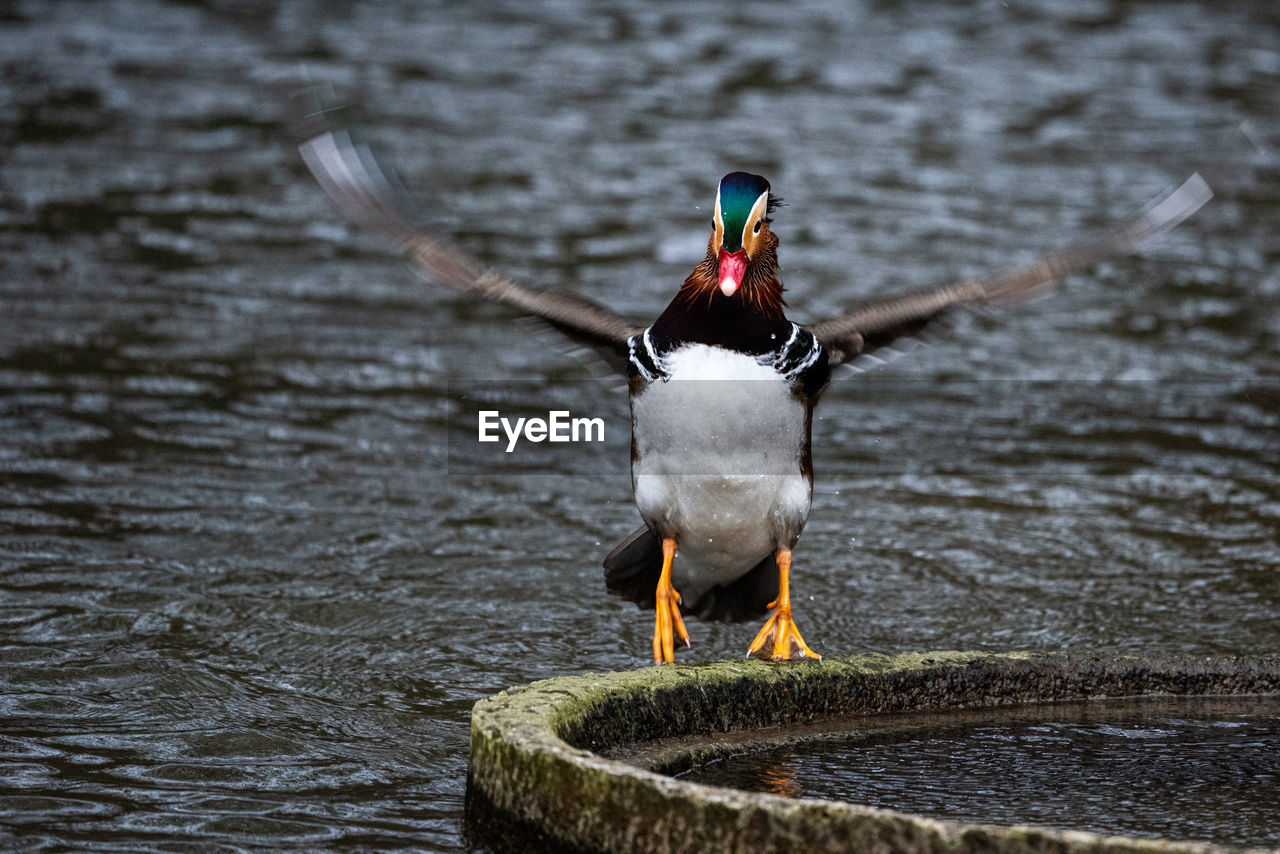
[602,526,663,610]
[688,552,778,623]
[603,527,778,623]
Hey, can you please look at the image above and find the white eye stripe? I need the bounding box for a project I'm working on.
[741,189,770,247]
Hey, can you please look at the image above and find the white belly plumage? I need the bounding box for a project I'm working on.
[630,344,811,602]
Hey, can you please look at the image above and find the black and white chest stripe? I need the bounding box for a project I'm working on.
[767,323,824,380]
[627,328,667,383]
[627,323,824,385]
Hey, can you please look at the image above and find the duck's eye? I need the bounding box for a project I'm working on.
[752,220,762,234]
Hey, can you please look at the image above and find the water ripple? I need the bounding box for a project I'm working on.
[2,0,1278,850]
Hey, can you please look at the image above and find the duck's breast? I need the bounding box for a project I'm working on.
[630,344,812,593]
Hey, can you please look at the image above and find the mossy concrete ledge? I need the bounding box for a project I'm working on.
[466,651,1280,854]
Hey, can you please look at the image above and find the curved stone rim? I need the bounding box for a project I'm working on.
[468,651,1280,854]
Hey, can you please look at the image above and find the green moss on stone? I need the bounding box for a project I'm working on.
[468,652,1280,854]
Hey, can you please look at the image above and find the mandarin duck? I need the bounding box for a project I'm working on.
[286,90,1211,663]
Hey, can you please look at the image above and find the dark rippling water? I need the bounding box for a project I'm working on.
[679,698,1280,849]
[1,1,1277,850]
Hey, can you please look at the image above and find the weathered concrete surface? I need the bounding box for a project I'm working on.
[467,652,1280,854]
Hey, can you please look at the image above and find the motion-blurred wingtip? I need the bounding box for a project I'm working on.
[1130,172,1213,246]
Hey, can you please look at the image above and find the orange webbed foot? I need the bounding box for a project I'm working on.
[652,578,689,664]
[652,537,689,664]
[745,548,821,662]
[747,602,821,661]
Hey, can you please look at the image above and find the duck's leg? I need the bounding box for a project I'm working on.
[653,537,690,664]
[747,548,821,661]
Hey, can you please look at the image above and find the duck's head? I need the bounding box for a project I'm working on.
[711,171,779,298]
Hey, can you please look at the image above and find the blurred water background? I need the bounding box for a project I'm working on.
[1,0,1277,849]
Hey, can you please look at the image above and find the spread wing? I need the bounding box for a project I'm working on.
[280,85,639,374]
[808,173,1214,366]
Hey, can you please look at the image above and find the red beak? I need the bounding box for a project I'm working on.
[717,249,747,297]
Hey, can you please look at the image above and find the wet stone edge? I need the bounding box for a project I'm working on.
[466,652,1280,854]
